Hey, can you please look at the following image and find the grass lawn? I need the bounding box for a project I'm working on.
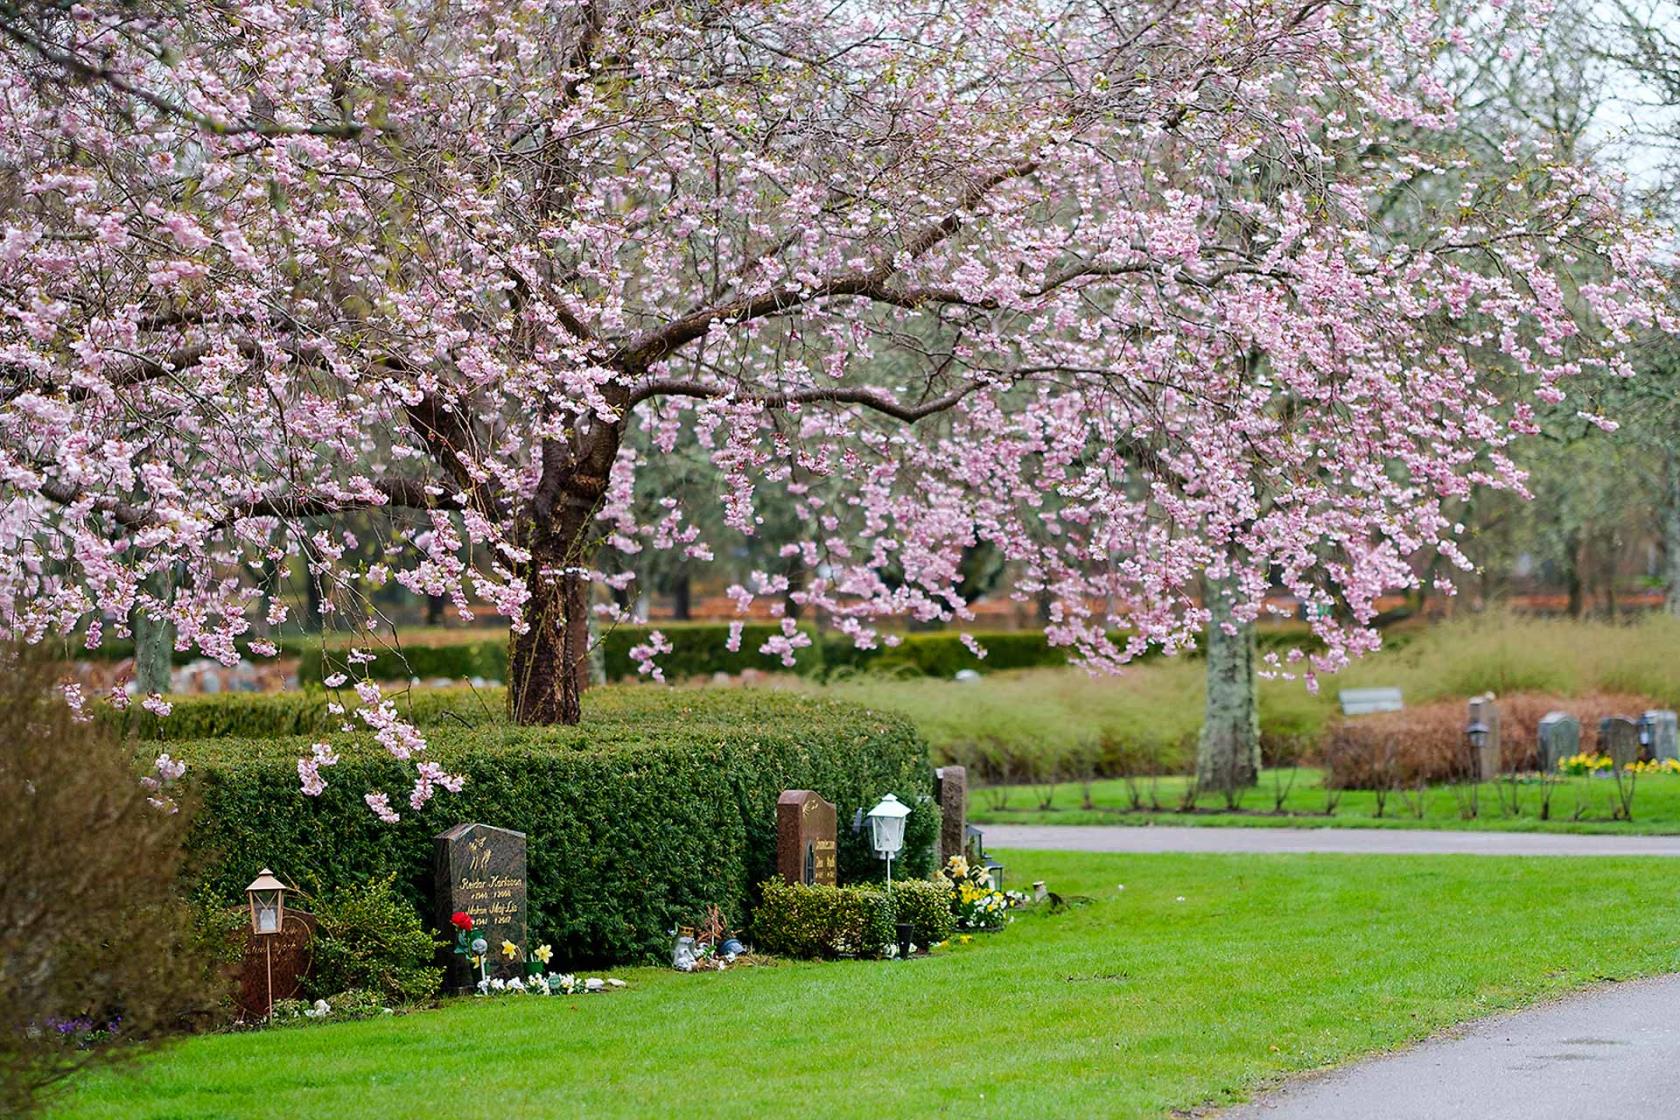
[971,769,1680,833]
[53,850,1680,1120]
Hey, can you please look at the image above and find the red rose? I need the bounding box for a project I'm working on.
[451,911,473,931]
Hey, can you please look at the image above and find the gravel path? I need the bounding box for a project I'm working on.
[1218,975,1680,1119]
[984,823,1680,857]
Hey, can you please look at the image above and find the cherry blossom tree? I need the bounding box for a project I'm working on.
[1,0,1673,802]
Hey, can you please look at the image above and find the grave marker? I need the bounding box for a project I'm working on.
[776,790,837,887]
[1537,712,1580,775]
[1468,694,1501,780]
[435,823,527,992]
[1598,717,1641,771]
[236,908,315,1020]
[1641,710,1678,763]
[934,766,968,866]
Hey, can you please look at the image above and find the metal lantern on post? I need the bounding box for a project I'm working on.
[244,869,287,1020]
[1465,720,1489,778]
[865,794,912,892]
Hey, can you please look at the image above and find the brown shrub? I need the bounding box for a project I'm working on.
[0,649,217,1117]
[1321,692,1658,789]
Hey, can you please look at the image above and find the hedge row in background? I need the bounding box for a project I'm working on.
[163,688,936,966]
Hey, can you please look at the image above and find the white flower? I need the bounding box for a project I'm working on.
[476,978,489,995]
[584,978,604,991]
[606,978,626,988]
[490,977,506,991]
[507,977,525,992]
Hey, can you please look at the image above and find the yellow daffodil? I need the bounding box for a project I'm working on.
[502,940,519,959]
[534,944,553,964]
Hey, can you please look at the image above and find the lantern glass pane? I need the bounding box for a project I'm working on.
[257,899,279,934]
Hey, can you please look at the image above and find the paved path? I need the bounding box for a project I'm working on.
[984,824,1680,857]
[1219,976,1680,1119]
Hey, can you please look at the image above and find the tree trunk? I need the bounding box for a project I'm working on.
[131,567,174,695]
[1664,452,1680,617]
[1564,528,1584,619]
[1197,577,1260,791]
[671,570,691,621]
[508,520,593,725]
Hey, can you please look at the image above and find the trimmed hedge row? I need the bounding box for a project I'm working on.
[100,687,507,741]
[291,625,1074,684]
[163,688,937,966]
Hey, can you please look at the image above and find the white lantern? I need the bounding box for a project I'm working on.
[866,794,912,893]
[866,794,911,857]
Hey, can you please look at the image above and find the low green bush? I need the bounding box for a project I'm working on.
[890,878,957,948]
[752,880,897,959]
[166,688,934,966]
[100,686,508,741]
[821,630,1071,678]
[301,874,443,1007]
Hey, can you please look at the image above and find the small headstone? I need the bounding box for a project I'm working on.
[1338,687,1404,716]
[435,823,527,992]
[1599,717,1641,771]
[236,908,316,1019]
[1468,694,1501,780]
[776,790,837,887]
[1641,710,1678,763]
[933,766,968,866]
[1537,712,1580,775]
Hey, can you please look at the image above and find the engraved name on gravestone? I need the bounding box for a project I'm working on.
[435,823,527,991]
[776,790,837,887]
[1468,694,1501,781]
[1598,717,1640,771]
[1537,712,1580,776]
[1642,710,1678,764]
[934,766,967,866]
[236,908,315,1020]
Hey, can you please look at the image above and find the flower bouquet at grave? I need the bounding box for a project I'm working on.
[941,855,1022,932]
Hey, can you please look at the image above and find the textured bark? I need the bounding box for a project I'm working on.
[508,525,592,725]
[131,567,173,695]
[1664,452,1680,618]
[507,421,622,725]
[1197,579,1260,790]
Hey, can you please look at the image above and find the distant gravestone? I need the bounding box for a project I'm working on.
[776,790,837,887]
[1537,712,1580,775]
[1641,710,1678,763]
[236,908,316,1019]
[435,823,527,992]
[1338,687,1404,716]
[1468,694,1501,780]
[934,766,968,866]
[1599,717,1641,771]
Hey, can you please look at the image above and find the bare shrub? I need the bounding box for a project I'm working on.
[1,649,217,1117]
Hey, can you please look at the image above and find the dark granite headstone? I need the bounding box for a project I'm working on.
[435,823,527,991]
[1599,717,1640,771]
[1468,694,1501,780]
[776,790,837,887]
[236,908,316,1019]
[934,766,967,866]
[1537,712,1580,775]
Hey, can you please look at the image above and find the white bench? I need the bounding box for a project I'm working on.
[1338,687,1403,716]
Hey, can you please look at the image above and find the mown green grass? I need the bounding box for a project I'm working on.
[53,850,1680,1120]
[972,768,1680,833]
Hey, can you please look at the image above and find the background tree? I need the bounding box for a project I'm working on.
[0,0,1670,813]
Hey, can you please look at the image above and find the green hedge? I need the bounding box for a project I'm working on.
[100,687,508,741]
[752,881,897,959]
[820,630,1071,678]
[164,688,935,967]
[295,640,508,687]
[600,622,826,681]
